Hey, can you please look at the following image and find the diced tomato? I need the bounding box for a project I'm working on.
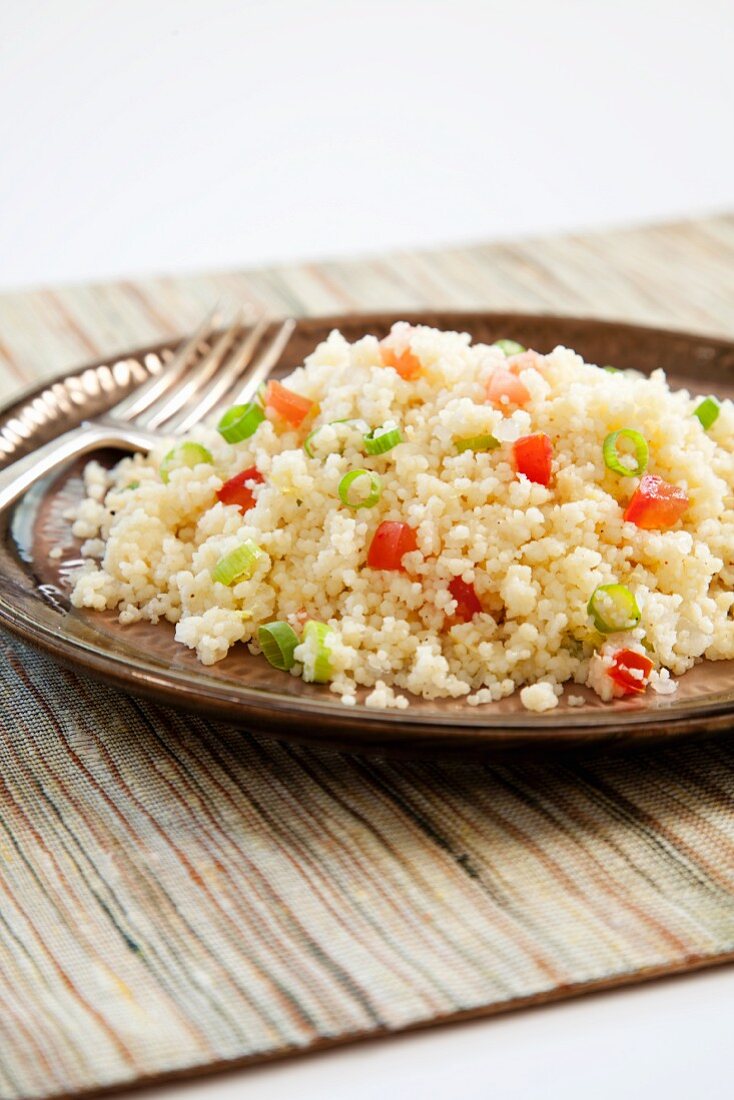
[382,341,422,380]
[379,322,422,380]
[623,474,689,530]
[508,350,542,375]
[486,368,531,409]
[512,433,553,485]
[266,380,315,426]
[367,521,418,571]
[380,345,422,380]
[217,466,264,513]
[448,577,482,622]
[608,648,654,695]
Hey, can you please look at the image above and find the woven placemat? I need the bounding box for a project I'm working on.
[2,216,734,1099]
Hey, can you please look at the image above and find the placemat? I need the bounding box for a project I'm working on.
[2,216,734,1099]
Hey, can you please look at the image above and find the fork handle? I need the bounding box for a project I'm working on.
[0,421,157,514]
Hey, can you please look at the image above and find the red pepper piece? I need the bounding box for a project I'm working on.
[448,577,482,622]
[608,648,654,695]
[266,380,316,426]
[217,466,264,513]
[512,433,553,485]
[623,474,689,530]
[367,521,418,571]
[379,343,422,380]
[486,369,531,409]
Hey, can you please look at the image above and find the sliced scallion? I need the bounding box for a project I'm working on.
[588,583,641,633]
[363,425,403,455]
[303,425,323,459]
[302,620,333,683]
[211,540,263,585]
[693,396,720,430]
[602,429,649,477]
[492,339,525,356]
[258,621,299,671]
[160,442,213,484]
[125,480,140,491]
[455,433,500,454]
[603,365,621,374]
[217,402,265,443]
[338,469,382,509]
[304,418,366,459]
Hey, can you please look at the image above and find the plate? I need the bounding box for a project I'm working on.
[2,311,734,758]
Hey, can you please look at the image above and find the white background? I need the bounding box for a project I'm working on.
[1,0,734,290]
[3,2,734,1097]
[132,965,734,1100]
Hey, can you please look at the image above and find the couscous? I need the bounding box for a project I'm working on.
[69,323,734,711]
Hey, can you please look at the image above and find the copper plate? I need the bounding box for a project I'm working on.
[1,311,734,758]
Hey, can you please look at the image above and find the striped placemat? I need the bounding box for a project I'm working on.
[2,216,734,1099]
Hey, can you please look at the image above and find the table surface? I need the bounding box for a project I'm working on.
[3,215,734,1100]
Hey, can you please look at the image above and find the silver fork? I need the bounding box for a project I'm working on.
[0,312,296,513]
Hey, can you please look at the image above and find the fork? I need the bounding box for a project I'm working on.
[0,311,296,514]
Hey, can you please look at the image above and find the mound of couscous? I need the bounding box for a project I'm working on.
[69,323,734,711]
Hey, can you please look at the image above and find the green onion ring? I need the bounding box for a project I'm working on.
[302,620,333,683]
[258,621,299,671]
[363,425,403,455]
[217,402,265,443]
[693,396,720,430]
[303,425,324,459]
[587,583,641,633]
[602,365,621,374]
[159,442,213,484]
[455,433,500,454]
[492,339,525,356]
[602,429,649,477]
[338,469,382,509]
[304,418,365,459]
[211,540,263,585]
